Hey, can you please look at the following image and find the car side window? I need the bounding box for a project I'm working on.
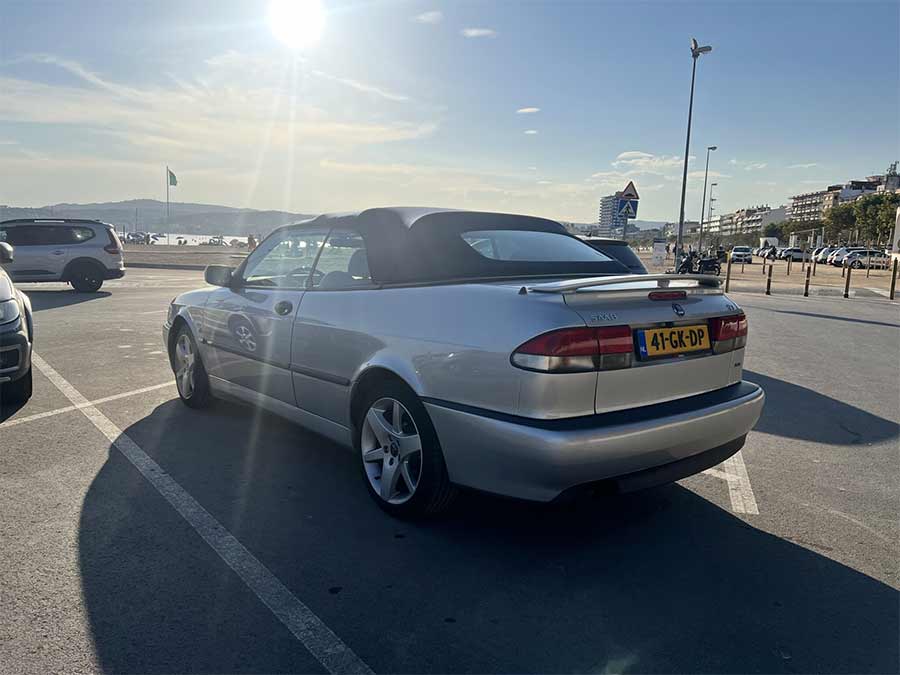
[0,226,39,246]
[241,229,329,288]
[309,229,373,290]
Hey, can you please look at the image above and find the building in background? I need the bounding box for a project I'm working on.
[597,194,626,237]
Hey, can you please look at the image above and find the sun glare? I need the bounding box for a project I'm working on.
[268,0,325,49]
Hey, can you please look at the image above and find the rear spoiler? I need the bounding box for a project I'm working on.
[527,274,722,294]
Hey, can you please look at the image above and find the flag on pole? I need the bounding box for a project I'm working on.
[168,168,178,186]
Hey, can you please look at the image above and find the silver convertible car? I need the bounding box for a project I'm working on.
[163,208,764,517]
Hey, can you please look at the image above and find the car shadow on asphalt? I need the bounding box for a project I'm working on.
[744,370,898,446]
[78,398,899,674]
[0,399,27,423]
[25,289,112,312]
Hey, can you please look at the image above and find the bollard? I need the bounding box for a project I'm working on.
[891,258,898,300]
[725,256,733,292]
[765,263,773,295]
[787,256,792,276]
[804,265,811,297]
[843,262,852,298]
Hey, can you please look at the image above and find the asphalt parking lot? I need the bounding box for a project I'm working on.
[1,269,898,674]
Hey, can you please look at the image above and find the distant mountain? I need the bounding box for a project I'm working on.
[630,220,667,231]
[0,199,315,237]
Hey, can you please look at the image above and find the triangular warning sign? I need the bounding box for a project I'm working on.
[620,181,639,200]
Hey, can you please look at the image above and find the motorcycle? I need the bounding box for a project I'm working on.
[676,251,721,276]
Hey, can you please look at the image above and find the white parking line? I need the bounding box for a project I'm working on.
[702,450,759,515]
[1,382,175,428]
[30,352,373,675]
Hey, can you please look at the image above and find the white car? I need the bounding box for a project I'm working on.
[828,247,866,266]
[730,246,753,264]
[843,249,891,269]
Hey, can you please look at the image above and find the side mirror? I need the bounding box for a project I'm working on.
[0,242,13,264]
[205,265,234,287]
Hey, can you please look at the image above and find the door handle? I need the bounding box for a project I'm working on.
[274,300,293,316]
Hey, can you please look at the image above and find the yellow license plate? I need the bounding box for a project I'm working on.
[638,324,710,358]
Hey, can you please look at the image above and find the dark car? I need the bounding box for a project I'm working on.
[0,242,34,405]
[581,237,647,274]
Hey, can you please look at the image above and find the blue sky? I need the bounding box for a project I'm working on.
[0,0,897,222]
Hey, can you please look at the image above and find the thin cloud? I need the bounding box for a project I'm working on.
[309,69,409,102]
[516,107,540,114]
[524,129,538,135]
[788,162,818,169]
[613,151,684,170]
[413,10,443,24]
[461,27,497,38]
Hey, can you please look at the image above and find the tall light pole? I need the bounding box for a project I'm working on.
[701,182,717,251]
[676,38,713,256]
[698,145,717,252]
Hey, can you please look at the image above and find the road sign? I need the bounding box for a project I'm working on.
[617,199,638,218]
[620,181,639,200]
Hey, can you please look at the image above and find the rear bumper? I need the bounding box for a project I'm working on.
[424,381,765,502]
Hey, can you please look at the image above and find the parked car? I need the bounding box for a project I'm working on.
[828,246,866,266]
[843,249,891,269]
[0,218,125,292]
[581,237,647,274]
[0,242,34,405]
[730,246,753,264]
[163,207,764,517]
[779,247,809,262]
[815,246,839,263]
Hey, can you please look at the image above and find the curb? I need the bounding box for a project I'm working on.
[126,262,207,271]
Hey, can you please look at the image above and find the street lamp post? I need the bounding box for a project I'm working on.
[698,145,717,252]
[675,38,713,257]
[701,182,717,251]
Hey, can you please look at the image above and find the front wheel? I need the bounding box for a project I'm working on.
[356,382,457,518]
[171,326,212,408]
[70,264,104,292]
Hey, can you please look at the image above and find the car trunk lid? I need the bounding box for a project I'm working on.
[527,275,746,413]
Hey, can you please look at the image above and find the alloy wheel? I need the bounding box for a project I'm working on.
[175,333,195,399]
[361,397,423,504]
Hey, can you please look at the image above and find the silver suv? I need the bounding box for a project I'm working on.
[0,219,125,292]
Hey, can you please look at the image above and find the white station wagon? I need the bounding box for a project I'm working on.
[163,208,764,517]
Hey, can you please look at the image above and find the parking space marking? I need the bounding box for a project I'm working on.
[1,382,175,429]
[702,450,759,515]
[30,352,373,675]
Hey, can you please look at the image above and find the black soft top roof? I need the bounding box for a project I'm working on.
[279,207,629,284]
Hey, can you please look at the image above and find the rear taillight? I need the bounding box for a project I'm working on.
[104,229,122,254]
[511,326,633,373]
[709,313,748,354]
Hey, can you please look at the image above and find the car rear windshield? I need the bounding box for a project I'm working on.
[462,230,612,262]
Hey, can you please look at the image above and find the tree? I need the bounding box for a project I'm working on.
[762,222,783,241]
[853,192,900,243]
[824,203,855,242]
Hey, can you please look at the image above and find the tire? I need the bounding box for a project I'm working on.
[355,380,457,518]
[1,366,32,404]
[170,325,212,408]
[69,263,104,293]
